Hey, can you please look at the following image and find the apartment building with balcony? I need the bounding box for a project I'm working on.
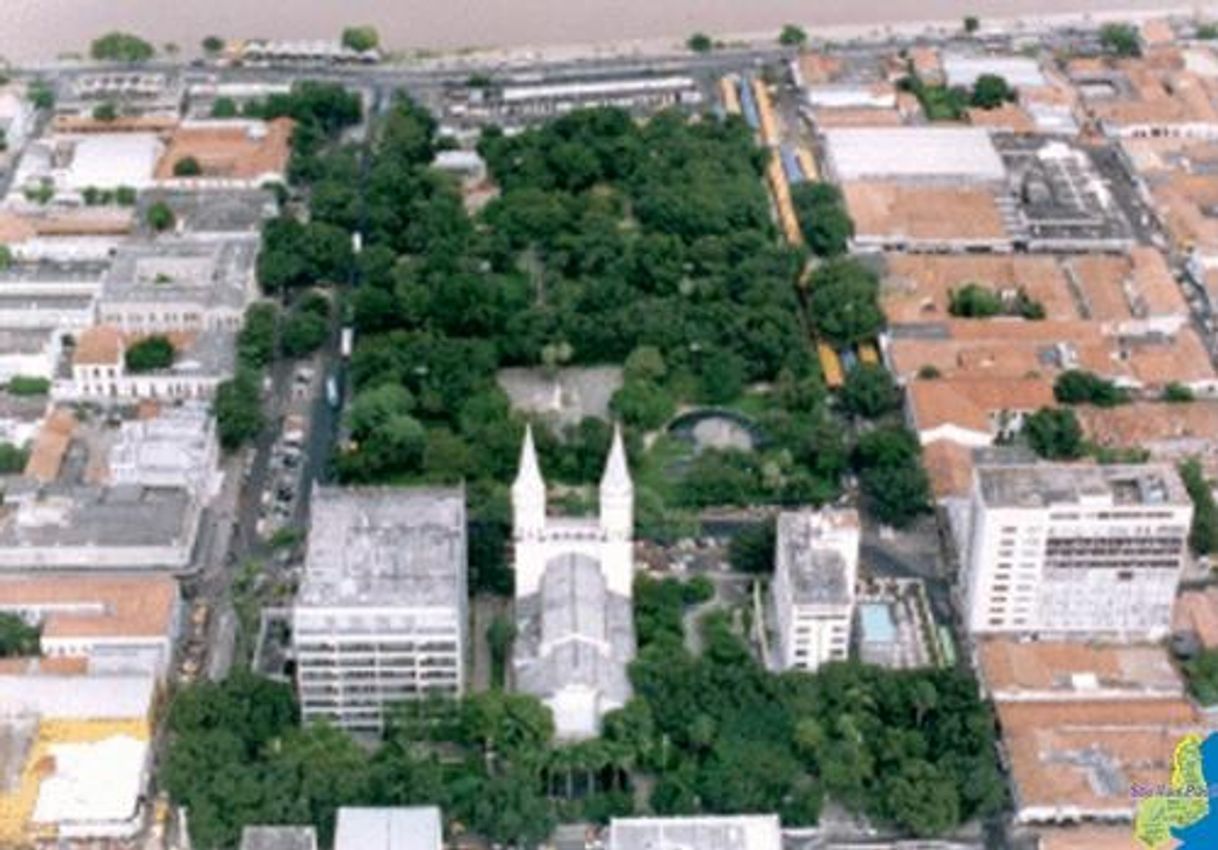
[961,461,1192,639]
[291,486,468,735]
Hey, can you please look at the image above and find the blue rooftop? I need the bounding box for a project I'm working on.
[859,603,896,644]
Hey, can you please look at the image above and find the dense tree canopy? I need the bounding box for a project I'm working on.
[0,613,38,657]
[808,260,885,346]
[125,335,175,372]
[1053,369,1129,407]
[90,31,155,62]
[791,182,853,257]
[1022,407,1083,460]
[1181,458,1218,556]
[317,100,845,516]
[970,74,1015,109]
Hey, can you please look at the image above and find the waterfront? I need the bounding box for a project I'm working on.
[0,0,1188,64]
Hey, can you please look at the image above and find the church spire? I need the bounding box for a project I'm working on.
[600,423,632,495]
[514,424,543,492]
[512,424,546,540]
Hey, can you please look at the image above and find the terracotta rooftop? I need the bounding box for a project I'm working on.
[922,439,975,500]
[1065,249,1185,324]
[907,376,1054,435]
[1174,588,1218,649]
[1036,825,1151,849]
[842,181,1008,244]
[155,118,293,181]
[22,408,77,485]
[1076,401,1218,455]
[0,656,89,675]
[0,574,177,641]
[812,106,904,128]
[996,698,1204,818]
[0,209,132,243]
[1124,327,1217,386]
[72,325,124,367]
[1090,65,1218,129]
[797,52,844,85]
[52,114,179,134]
[967,103,1037,133]
[883,253,1076,324]
[977,639,1184,698]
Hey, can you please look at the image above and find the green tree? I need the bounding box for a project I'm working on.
[201,35,225,54]
[964,15,980,33]
[686,32,713,53]
[948,282,1002,317]
[1053,369,1129,407]
[6,376,50,396]
[214,369,264,449]
[146,201,176,233]
[1100,22,1141,57]
[211,97,238,118]
[808,259,884,346]
[1181,458,1218,556]
[281,310,328,358]
[840,364,901,419]
[0,613,39,657]
[341,26,380,52]
[698,348,746,404]
[173,156,203,177]
[791,182,853,257]
[1022,407,1083,460]
[0,245,11,270]
[90,31,155,62]
[779,24,808,47]
[728,519,776,574]
[611,380,675,430]
[125,335,175,372]
[237,303,279,368]
[0,443,28,473]
[487,615,516,690]
[1165,382,1195,403]
[92,101,118,122]
[970,74,1015,109]
[1184,649,1218,705]
[884,760,961,837]
[29,81,54,110]
[347,384,415,443]
[624,345,667,384]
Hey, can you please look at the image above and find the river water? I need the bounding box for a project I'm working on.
[0,0,1181,64]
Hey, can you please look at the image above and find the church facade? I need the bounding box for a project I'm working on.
[510,424,637,740]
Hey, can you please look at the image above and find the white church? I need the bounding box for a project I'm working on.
[510,424,637,740]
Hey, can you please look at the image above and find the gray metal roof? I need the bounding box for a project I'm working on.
[0,485,197,553]
[101,237,257,311]
[823,127,1006,183]
[776,513,854,606]
[514,553,634,706]
[298,486,466,609]
[975,462,1190,510]
[334,807,441,850]
[608,815,782,850]
[240,826,318,850]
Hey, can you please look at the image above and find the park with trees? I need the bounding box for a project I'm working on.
[269,95,921,557]
[164,74,996,848]
[165,578,1003,848]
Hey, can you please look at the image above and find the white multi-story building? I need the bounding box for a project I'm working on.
[511,425,636,740]
[770,508,860,672]
[962,462,1192,639]
[292,486,468,736]
[98,238,259,334]
[61,325,235,403]
[108,402,222,504]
